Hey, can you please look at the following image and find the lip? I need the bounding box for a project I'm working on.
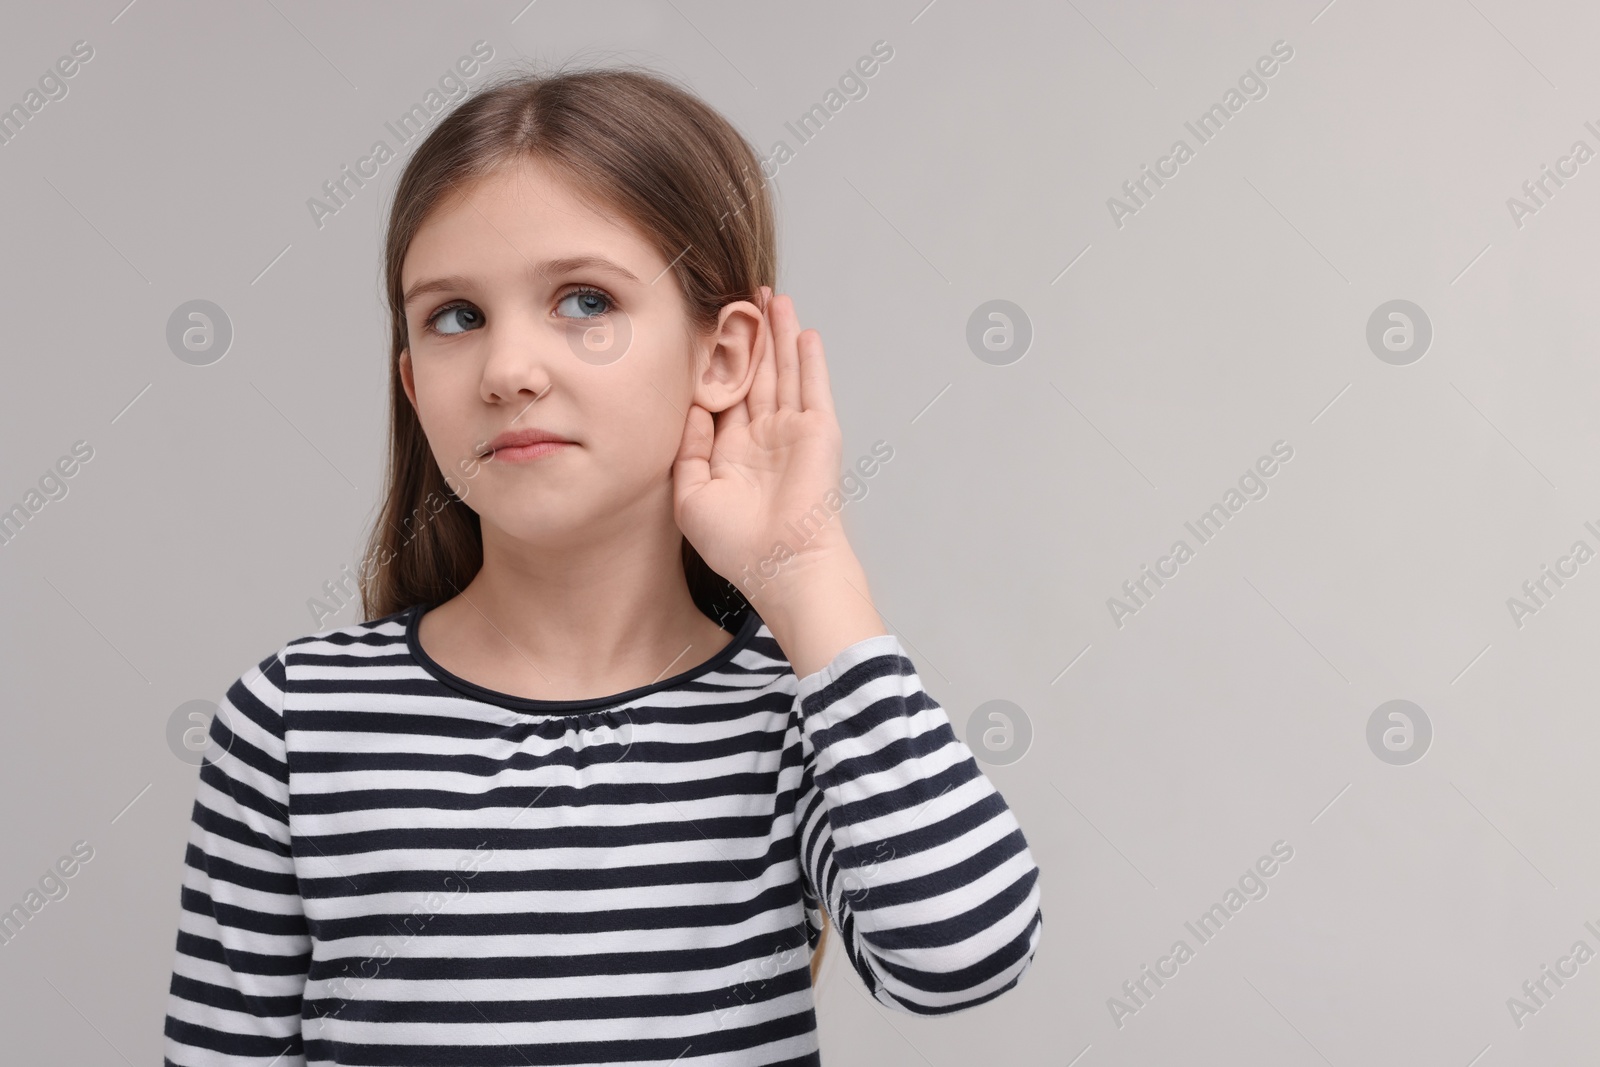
[481,427,575,462]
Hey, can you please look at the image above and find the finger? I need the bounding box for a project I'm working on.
[747,289,778,422]
[796,327,836,417]
[720,389,750,436]
[773,293,802,412]
[672,403,714,512]
[710,397,756,480]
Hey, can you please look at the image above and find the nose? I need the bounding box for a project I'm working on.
[478,306,555,407]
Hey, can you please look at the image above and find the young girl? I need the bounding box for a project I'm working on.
[164,64,1043,1065]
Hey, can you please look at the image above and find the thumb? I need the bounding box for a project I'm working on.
[673,403,715,512]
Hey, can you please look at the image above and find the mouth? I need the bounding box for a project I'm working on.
[479,428,576,463]
[486,439,573,463]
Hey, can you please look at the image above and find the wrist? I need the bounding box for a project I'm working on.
[740,536,858,613]
[745,549,888,680]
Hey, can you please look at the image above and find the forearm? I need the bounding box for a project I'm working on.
[793,626,1045,1011]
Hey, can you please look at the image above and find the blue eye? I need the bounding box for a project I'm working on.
[428,304,482,335]
[557,287,613,319]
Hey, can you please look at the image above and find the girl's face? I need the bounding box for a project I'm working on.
[398,156,757,549]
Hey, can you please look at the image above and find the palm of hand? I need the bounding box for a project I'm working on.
[673,290,847,590]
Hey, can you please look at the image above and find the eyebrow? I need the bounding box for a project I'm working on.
[402,255,643,308]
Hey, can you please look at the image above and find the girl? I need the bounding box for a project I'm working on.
[164,64,1042,1065]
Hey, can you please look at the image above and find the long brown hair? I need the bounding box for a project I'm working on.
[355,60,832,980]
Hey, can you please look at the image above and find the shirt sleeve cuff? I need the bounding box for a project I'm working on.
[793,632,906,703]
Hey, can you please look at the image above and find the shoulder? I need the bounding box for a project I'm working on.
[241,605,419,702]
[284,605,415,658]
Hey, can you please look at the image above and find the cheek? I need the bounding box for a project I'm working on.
[410,366,474,448]
[599,383,684,478]
[603,345,696,468]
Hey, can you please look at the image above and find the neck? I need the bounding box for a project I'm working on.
[439,499,731,697]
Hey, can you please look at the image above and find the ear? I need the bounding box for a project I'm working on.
[692,297,764,414]
[399,348,418,411]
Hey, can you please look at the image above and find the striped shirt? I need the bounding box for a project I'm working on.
[163,601,1044,1065]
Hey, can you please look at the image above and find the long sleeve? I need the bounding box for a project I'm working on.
[164,648,311,1066]
[793,633,1043,1013]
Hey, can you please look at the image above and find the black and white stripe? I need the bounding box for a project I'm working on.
[164,603,1044,1066]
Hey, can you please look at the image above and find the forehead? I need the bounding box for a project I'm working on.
[401,156,666,287]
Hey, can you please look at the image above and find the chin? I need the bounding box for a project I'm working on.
[478,501,590,545]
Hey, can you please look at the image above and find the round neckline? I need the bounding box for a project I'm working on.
[405,600,762,715]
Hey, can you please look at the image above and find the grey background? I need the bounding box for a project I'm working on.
[1,0,1595,1063]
